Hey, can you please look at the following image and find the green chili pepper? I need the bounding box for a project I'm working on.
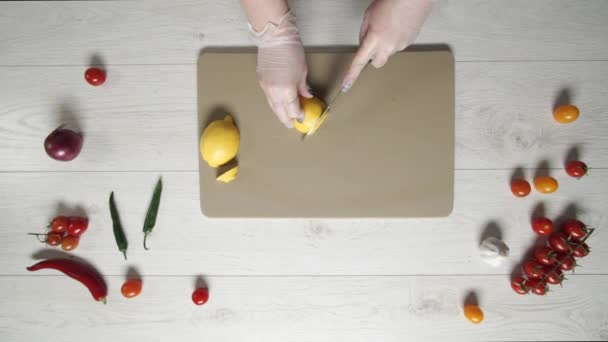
[143,177,162,250]
[109,192,128,260]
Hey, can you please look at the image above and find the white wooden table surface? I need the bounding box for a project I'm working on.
[1,1,607,341]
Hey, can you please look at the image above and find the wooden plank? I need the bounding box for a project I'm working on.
[1,62,607,171]
[1,1,608,65]
[0,274,606,341]
[1,170,606,276]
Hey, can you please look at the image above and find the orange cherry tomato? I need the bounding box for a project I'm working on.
[464,304,484,324]
[46,232,63,246]
[533,176,559,194]
[553,105,579,124]
[510,179,531,197]
[50,216,69,233]
[121,279,143,298]
[61,235,79,251]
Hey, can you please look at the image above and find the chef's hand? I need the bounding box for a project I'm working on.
[342,0,432,91]
[249,11,313,128]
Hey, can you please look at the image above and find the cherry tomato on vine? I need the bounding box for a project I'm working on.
[121,279,143,298]
[534,246,558,265]
[531,217,554,236]
[46,232,63,246]
[534,176,559,194]
[67,217,88,236]
[85,67,106,86]
[463,305,484,324]
[544,268,564,285]
[563,219,588,239]
[548,232,571,252]
[50,216,69,233]
[510,179,531,197]
[192,287,209,305]
[571,242,590,258]
[510,276,529,295]
[61,235,79,251]
[526,278,548,295]
[565,160,588,179]
[523,259,545,279]
[557,253,576,271]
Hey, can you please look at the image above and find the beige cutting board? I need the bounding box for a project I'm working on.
[198,50,454,218]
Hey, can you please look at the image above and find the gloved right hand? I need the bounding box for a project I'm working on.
[249,11,313,128]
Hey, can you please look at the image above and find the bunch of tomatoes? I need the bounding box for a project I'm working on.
[511,218,593,295]
[510,160,588,197]
[30,216,89,251]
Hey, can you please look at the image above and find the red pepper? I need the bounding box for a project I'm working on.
[27,259,107,303]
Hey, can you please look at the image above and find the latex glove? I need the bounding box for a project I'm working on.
[342,0,432,91]
[249,11,313,128]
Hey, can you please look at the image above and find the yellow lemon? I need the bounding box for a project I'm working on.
[216,165,239,183]
[294,96,327,134]
[200,115,240,168]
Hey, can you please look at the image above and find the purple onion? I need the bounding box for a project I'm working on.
[44,126,83,161]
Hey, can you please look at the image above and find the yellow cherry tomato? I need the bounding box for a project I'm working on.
[464,304,484,324]
[553,105,579,124]
[534,176,559,194]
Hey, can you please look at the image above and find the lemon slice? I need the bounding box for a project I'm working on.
[216,165,238,183]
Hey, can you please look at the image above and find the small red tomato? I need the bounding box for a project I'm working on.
[526,278,548,295]
[67,217,88,236]
[548,232,571,252]
[571,242,590,258]
[544,268,564,285]
[85,67,106,86]
[510,179,531,197]
[192,287,209,305]
[556,253,576,271]
[121,279,143,298]
[46,232,63,246]
[534,246,558,265]
[565,160,588,179]
[563,219,588,239]
[531,217,554,236]
[510,276,529,295]
[61,235,79,251]
[50,216,69,233]
[533,176,559,194]
[523,260,545,279]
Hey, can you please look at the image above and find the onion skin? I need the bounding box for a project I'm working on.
[44,126,83,161]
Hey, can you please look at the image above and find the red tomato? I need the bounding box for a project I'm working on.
[526,278,548,295]
[192,288,209,305]
[548,232,571,252]
[553,105,580,124]
[121,279,143,298]
[534,246,558,265]
[50,216,69,233]
[570,242,590,258]
[556,253,576,271]
[85,67,106,86]
[61,235,79,251]
[523,260,545,279]
[565,160,588,179]
[531,217,554,236]
[544,268,564,285]
[510,179,531,197]
[67,217,89,236]
[533,176,559,194]
[562,219,588,239]
[510,276,529,294]
[46,232,63,246]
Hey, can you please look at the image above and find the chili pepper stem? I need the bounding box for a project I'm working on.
[122,250,127,260]
[143,232,150,250]
[101,297,107,305]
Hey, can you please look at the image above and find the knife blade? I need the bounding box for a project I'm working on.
[302,88,344,140]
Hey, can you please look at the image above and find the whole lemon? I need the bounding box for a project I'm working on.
[294,96,327,134]
[200,115,240,168]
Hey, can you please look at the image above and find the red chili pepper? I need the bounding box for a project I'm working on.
[26,259,107,303]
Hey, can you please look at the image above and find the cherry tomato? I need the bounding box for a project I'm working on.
[523,259,545,279]
[533,176,559,194]
[463,304,484,324]
[510,276,529,295]
[67,217,89,236]
[548,232,571,252]
[510,179,531,197]
[553,105,580,124]
[544,268,564,285]
[534,246,558,265]
[50,216,69,233]
[565,160,588,179]
[526,278,548,295]
[192,287,209,305]
[61,235,79,251]
[556,253,576,271]
[531,217,554,236]
[571,242,590,258]
[46,232,63,246]
[85,67,106,86]
[121,279,143,298]
[563,219,588,239]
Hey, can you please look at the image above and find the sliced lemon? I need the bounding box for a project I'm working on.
[216,165,238,183]
[294,96,327,134]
